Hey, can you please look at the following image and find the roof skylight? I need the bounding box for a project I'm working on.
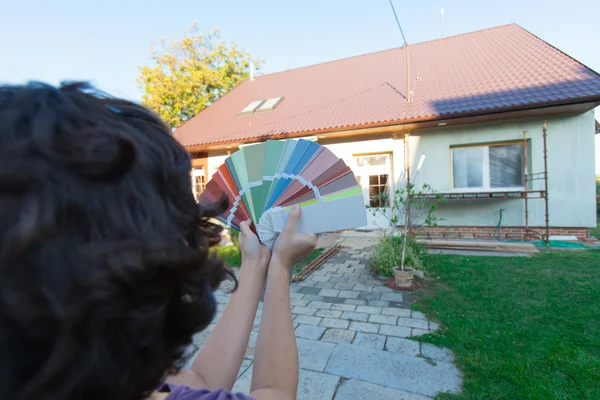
[257,96,284,112]
[238,100,264,115]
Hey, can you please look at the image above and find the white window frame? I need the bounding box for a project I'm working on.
[191,168,205,201]
[450,143,525,192]
[353,153,393,207]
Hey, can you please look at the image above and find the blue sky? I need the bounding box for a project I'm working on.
[1,0,599,171]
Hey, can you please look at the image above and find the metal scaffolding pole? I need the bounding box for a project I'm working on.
[542,122,550,248]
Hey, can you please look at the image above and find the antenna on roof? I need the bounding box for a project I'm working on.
[388,0,412,102]
[440,8,444,38]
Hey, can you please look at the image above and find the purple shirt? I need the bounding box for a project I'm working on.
[162,383,255,400]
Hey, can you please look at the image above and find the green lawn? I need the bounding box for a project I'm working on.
[416,250,600,399]
[213,246,241,267]
[213,246,324,270]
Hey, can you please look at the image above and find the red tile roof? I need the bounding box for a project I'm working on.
[174,24,600,148]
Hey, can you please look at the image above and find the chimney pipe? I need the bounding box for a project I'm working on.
[250,60,255,81]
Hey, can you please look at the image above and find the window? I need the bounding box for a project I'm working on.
[191,168,205,201]
[369,174,389,207]
[452,143,524,190]
[354,154,392,207]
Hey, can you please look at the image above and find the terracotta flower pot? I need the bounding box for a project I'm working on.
[393,267,414,288]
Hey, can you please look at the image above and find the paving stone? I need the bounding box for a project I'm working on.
[421,343,455,363]
[397,318,429,329]
[303,294,326,302]
[353,332,386,350]
[232,363,252,393]
[290,292,305,299]
[373,286,394,293]
[325,343,462,397]
[290,298,310,307]
[322,328,356,344]
[334,378,431,400]
[338,290,360,299]
[331,304,356,312]
[298,286,321,295]
[388,301,406,309]
[382,307,411,317]
[292,306,317,316]
[379,325,411,338]
[356,306,383,314]
[385,337,421,356]
[318,289,340,297]
[320,296,346,304]
[244,331,259,359]
[295,324,326,340]
[297,369,340,400]
[344,299,367,306]
[295,315,322,325]
[310,276,331,282]
[293,322,299,329]
[334,282,355,290]
[349,321,380,334]
[297,338,336,371]
[329,277,349,284]
[315,282,336,289]
[315,309,343,318]
[411,328,432,336]
[353,284,374,292]
[320,317,350,329]
[237,359,253,379]
[214,294,229,304]
[429,321,440,331]
[344,260,362,265]
[368,300,390,307]
[369,314,397,325]
[344,274,363,282]
[298,281,317,288]
[411,311,427,320]
[190,324,214,349]
[308,301,333,310]
[341,311,369,322]
[358,291,381,301]
[290,284,301,293]
[380,293,404,302]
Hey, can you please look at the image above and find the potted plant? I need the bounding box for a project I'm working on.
[368,181,443,288]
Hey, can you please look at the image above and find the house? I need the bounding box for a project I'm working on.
[174,24,600,240]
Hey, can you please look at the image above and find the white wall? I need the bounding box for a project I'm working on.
[410,111,597,228]
[204,110,597,229]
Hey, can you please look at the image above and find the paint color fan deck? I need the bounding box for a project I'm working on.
[199,139,367,248]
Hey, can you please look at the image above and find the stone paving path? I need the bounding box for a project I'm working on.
[185,236,462,399]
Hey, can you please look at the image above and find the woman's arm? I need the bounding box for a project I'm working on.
[250,206,317,400]
[168,220,270,391]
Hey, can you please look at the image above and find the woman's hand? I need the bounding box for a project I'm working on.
[238,220,270,278]
[272,205,317,269]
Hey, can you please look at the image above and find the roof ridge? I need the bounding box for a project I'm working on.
[512,24,600,78]
[253,23,520,80]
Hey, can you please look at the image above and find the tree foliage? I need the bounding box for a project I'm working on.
[138,26,260,129]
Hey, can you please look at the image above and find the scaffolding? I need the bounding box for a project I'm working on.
[417,121,550,247]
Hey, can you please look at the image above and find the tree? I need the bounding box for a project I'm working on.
[138,26,260,130]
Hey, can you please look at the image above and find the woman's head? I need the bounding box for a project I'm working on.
[0,82,229,400]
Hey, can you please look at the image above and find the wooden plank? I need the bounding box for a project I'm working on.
[419,239,538,253]
[292,245,343,282]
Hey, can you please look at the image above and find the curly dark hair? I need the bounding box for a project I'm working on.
[0,82,232,400]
